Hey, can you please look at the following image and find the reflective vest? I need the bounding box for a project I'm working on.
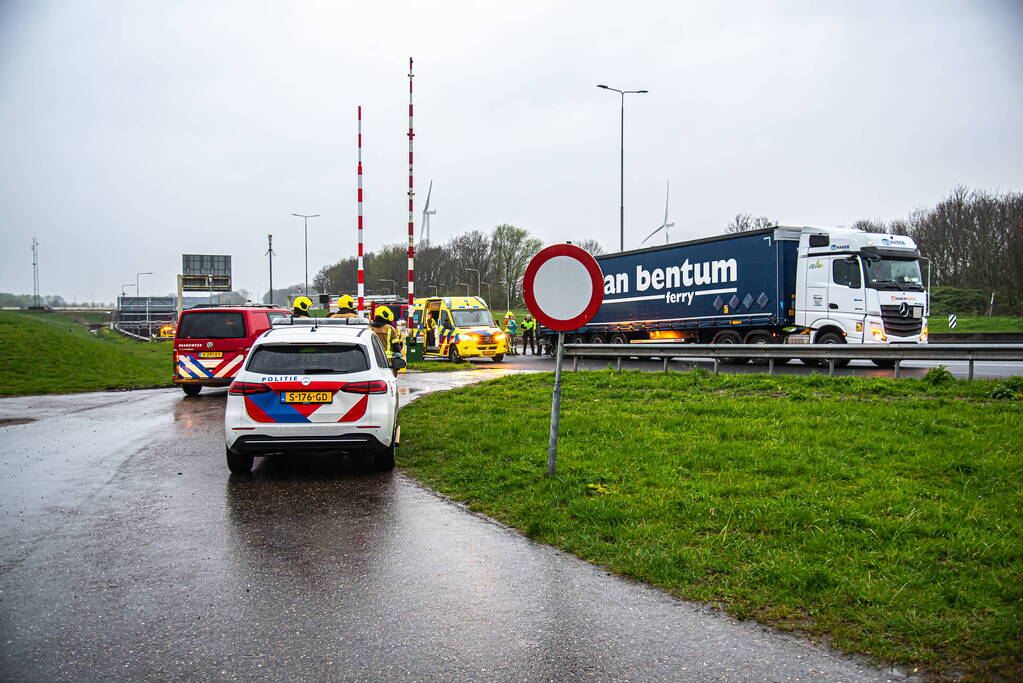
[521,319,536,332]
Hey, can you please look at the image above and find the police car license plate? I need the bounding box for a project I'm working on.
[282,391,332,404]
[199,351,223,358]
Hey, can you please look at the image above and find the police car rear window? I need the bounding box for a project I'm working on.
[247,345,369,375]
[178,312,246,339]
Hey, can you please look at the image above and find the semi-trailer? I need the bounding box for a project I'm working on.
[538,226,928,367]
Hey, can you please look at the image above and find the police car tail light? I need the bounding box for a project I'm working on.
[229,381,272,396]
[340,380,388,394]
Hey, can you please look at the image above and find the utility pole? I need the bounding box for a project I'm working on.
[266,234,275,305]
[31,238,40,308]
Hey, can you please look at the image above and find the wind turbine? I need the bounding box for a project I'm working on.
[641,180,674,246]
[421,180,436,243]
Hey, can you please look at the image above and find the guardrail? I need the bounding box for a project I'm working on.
[562,343,1023,379]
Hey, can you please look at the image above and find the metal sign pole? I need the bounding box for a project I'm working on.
[547,331,565,476]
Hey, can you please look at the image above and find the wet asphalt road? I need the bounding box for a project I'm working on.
[0,376,911,681]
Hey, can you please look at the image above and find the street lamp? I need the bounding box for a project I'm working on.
[499,280,511,311]
[291,213,320,295]
[465,268,481,297]
[428,285,438,297]
[120,283,135,298]
[379,279,397,296]
[597,84,648,252]
[136,272,153,296]
[457,282,469,295]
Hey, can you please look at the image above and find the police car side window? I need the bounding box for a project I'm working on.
[370,335,388,368]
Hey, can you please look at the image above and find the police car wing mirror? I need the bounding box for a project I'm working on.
[390,356,407,371]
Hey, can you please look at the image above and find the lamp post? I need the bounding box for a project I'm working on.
[379,279,397,296]
[136,272,153,296]
[136,272,153,335]
[499,279,511,311]
[429,285,438,297]
[458,282,469,295]
[482,282,491,305]
[597,84,648,252]
[466,268,481,297]
[291,213,320,295]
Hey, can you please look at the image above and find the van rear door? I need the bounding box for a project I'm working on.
[174,311,248,381]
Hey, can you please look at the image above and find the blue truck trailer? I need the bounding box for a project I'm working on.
[539,225,929,366]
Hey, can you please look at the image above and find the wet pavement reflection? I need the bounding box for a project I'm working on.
[0,382,909,681]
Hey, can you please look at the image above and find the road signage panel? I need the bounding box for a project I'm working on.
[523,244,604,332]
[522,243,604,476]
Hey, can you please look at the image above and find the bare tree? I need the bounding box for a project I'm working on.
[574,238,605,256]
[726,213,774,233]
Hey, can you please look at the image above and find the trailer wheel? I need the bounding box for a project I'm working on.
[712,331,745,365]
[817,331,850,368]
[744,330,774,366]
[608,333,628,345]
[589,334,605,344]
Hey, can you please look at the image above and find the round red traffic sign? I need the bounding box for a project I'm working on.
[522,244,604,332]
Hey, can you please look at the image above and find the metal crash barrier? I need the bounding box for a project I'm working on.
[561,343,1023,380]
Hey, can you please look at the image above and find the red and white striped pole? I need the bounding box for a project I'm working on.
[406,57,415,329]
[357,105,365,315]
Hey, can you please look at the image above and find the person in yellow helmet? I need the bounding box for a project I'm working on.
[369,305,399,356]
[329,294,357,318]
[292,295,312,318]
[503,311,518,355]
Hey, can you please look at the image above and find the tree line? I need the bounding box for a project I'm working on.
[267,225,604,310]
[725,187,1023,313]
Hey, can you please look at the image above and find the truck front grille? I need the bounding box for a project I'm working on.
[880,305,923,337]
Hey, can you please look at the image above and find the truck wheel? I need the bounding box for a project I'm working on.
[182,384,202,397]
[745,330,773,366]
[589,334,605,344]
[448,345,461,363]
[713,331,745,365]
[491,353,504,362]
[226,447,253,475]
[817,331,850,368]
[608,333,628,345]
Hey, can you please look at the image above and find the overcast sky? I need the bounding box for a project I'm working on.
[2,0,1021,302]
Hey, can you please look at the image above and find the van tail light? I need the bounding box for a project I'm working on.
[229,381,272,396]
[340,380,388,394]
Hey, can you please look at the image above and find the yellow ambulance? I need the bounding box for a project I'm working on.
[412,296,508,362]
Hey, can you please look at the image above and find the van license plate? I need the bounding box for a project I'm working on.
[282,391,332,404]
[199,352,223,358]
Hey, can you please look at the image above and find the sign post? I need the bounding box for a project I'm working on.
[522,244,604,475]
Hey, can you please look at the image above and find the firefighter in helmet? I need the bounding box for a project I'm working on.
[292,296,313,318]
[330,294,357,318]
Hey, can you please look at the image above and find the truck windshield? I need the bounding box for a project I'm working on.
[863,258,924,291]
[247,344,369,374]
[451,310,495,328]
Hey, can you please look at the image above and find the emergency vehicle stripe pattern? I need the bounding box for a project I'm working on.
[177,355,214,378]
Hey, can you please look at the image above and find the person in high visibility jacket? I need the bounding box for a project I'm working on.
[521,314,537,355]
[369,306,401,357]
[292,296,313,318]
[329,294,357,318]
[503,312,518,355]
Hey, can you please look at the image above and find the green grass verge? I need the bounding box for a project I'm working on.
[0,311,171,395]
[407,360,475,372]
[399,369,1023,679]
[929,315,1023,333]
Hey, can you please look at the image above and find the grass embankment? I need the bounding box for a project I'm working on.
[0,311,171,395]
[929,315,1023,333]
[400,370,1023,679]
[407,360,476,372]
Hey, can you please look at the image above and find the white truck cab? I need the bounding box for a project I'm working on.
[794,226,928,344]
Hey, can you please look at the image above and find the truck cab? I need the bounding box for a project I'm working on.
[794,227,927,344]
[412,296,508,362]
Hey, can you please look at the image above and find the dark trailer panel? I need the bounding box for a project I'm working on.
[548,228,799,340]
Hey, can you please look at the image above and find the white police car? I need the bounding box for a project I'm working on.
[224,318,405,474]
